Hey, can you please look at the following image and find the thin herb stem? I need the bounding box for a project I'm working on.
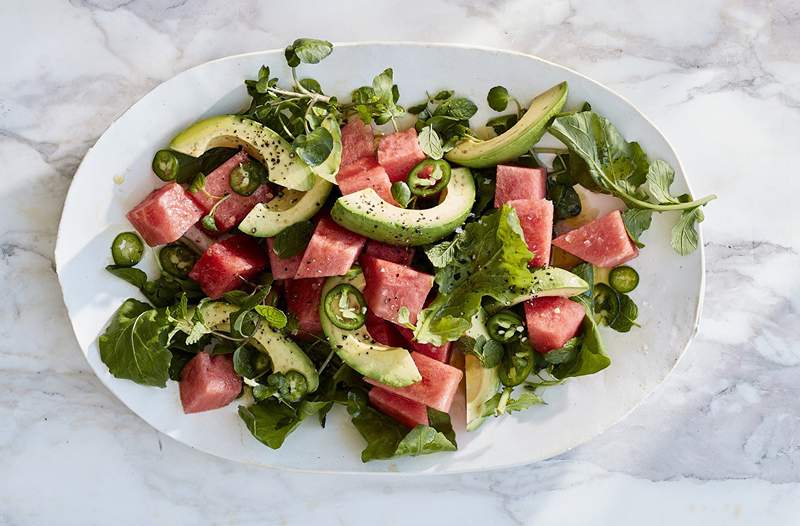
[532,146,569,154]
[265,85,332,103]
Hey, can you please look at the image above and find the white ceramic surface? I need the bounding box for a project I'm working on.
[55,43,703,474]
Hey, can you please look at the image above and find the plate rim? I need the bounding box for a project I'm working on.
[55,41,706,475]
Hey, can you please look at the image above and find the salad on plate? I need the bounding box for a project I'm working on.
[99,38,715,462]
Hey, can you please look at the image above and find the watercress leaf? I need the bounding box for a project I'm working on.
[391,84,400,103]
[98,299,172,387]
[407,101,429,115]
[485,113,518,135]
[271,220,314,258]
[646,159,680,204]
[487,85,510,112]
[418,125,444,160]
[471,171,496,217]
[189,173,206,193]
[372,68,394,99]
[391,181,412,208]
[552,303,610,379]
[433,90,454,101]
[544,337,581,364]
[434,96,478,120]
[286,38,333,65]
[293,126,334,167]
[106,266,148,289]
[621,208,653,248]
[414,206,536,345]
[298,77,323,94]
[671,207,704,256]
[254,305,288,329]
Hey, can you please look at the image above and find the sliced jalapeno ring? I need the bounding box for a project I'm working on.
[111,232,144,267]
[487,311,525,343]
[499,341,535,387]
[151,149,202,183]
[593,283,620,326]
[323,283,367,330]
[158,243,198,277]
[609,265,639,293]
[407,159,451,197]
[229,159,266,196]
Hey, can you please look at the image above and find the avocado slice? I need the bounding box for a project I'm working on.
[238,175,333,237]
[445,82,568,168]
[198,302,319,393]
[319,270,421,387]
[463,310,501,431]
[500,267,589,308]
[330,167,476,246]
[310,116,342,184]
[169,115,316,191]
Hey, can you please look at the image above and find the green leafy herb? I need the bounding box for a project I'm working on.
[233,346,270,380]
[391,181,412,208]
[549,183,582,220]
[551,300,610,379]
[621,209,653,248]
[239,398,326,449]
[548,110,716,255]
[168,349,194,381]
[459,335,504,368]
[418,125,444,159]
[106,266,203,309]
[284,38,333,67]
[98,299,173,387]
[254,305,289,329]
[188,172,206,193]
[482,387,544,417]
[271,220,314,258]
[471,170,496,217]
[349,68,405,128]
[396,306,415,330]
[671,207,704,256]
[434,97,478,120]
[544,337,580,364]
[414,205,536,345]
[292,126,334,166]
[486,113,518,135]
[487,86,510,111]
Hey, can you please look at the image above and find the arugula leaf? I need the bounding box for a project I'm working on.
[271,220,314,258]
[284,38,333,66]
[471,170,496,217]
[238,398,326,449]
[551,301,610,379]
[646,159,680,204]
[98,299,173,387]
[487,85,510,112]
[391,181,412,208]
[621,209,652,248]
[168,349,194,381]
[481,388,544,417]
[293,126,333,167]
[671,207,704,256]
[418,125,444,159]
[424,237,458,269]
[414,205,535,345]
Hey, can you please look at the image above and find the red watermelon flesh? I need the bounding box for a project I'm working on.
[266,237,303,280]
[341,118,375,167]
[127,182,204,246]
[364,352,463,412]
[395,326,451,363]
[294,216,366,279]
[524,296,586,353]
[369,386,429,428]
[365,312,406,347]
[336,158,398,205]
[362,240,414,266]
[377,128,426,182]
[552,210,638,267]
[283,277,325,337]
[188,235,266,299]
[361,256,434,325]
[188,151,272,232]
[494,165,547,207]
[182,224,216,253]
[179,353,242,414]
[507,198,554,268]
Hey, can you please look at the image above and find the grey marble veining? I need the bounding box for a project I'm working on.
[1,0,799,524]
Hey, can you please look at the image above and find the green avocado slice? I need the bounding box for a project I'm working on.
[319,270,421,387]
[309,116,342,184]
[169,114,316,191]
[463,310,501,431]
[330,167,476,246]
[445,82,568,168]
[238,176,333,237]
[198,302,319,393]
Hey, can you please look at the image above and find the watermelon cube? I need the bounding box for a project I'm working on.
[294,216,366,279]
[179,353,242,414]
[362,240,414,266]
[365,312,406,347]
[341,118,375,167]
[266,237,303,280]
[524,296,586,353]
[494,165,547,207]
[395,326,451,363]
[369,386,429,428]
[377,128,426,182]
[182,224,216,253]
[283,277,325,337]
[336,157,398,205]
[364,352,463,412]
[188,151,273,232]
[127,182,204,246]
[361,256,434,325]
[552,210,639,268]
[508,199,554,268]
[188,236,266,299]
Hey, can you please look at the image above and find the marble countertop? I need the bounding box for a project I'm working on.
[2,0,799,524]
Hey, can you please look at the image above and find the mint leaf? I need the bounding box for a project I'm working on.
[414,205,535,345]
[293,126,333,167]
[391,181,412,208]
[254,305,289,329]
[418,125,444,159]
[98,299,173,387]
